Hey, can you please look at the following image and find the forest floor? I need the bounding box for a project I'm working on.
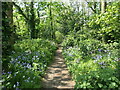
[42,47,75,89]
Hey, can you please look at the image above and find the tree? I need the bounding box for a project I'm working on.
[101,0,107,13]
[48,2,54,39]
[2,2,17,71]
[13,2,37,39]
[85,0,101,14]
[2,2,14,56]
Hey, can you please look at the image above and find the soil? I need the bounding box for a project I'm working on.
[42,47,75,89]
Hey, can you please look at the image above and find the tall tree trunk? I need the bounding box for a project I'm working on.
[49,2,53,39]
[2,2,14,71]
[2,2,14,53]
[0,1,2,80]
[24,2,31,38]
[30,2,36,39]
[101,0,107,13]
[37,3,40,18]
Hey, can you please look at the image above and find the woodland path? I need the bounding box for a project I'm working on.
[42,46,75,89]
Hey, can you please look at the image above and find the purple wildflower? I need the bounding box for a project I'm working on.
[16,82,20,86]
[98,48,102,52]
[8,71,12,74]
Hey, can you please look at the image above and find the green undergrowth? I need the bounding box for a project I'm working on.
[2,38,57,88]
[55,31,64,44]
[62,35,120,89]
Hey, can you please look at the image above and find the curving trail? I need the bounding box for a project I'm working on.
[42,47,75,89]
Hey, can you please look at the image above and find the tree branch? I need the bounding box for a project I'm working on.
[13,2,28,21]
[85,0,96,13]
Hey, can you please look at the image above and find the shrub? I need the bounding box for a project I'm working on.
[62,37,120,89]
[2,38,57,88]
[88,2,120,43]
[55,31,64,44]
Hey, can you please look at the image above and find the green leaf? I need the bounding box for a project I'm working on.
[111,82,116,86]
[109,82,117,88]
[98,83,103,88]
[111,77,117,81]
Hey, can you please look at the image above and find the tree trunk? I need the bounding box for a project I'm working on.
[13,2,36,39]
[2,2,14,50]
[2,2,14,70]
[0,2,2,77]
[30,2,36,39]
[49,2,54,39]
[101,0,107,13]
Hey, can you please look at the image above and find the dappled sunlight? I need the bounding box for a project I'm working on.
[42,47,75,88]
[2,1,120,89]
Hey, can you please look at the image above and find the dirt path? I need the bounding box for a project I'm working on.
[42,47,75,89]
